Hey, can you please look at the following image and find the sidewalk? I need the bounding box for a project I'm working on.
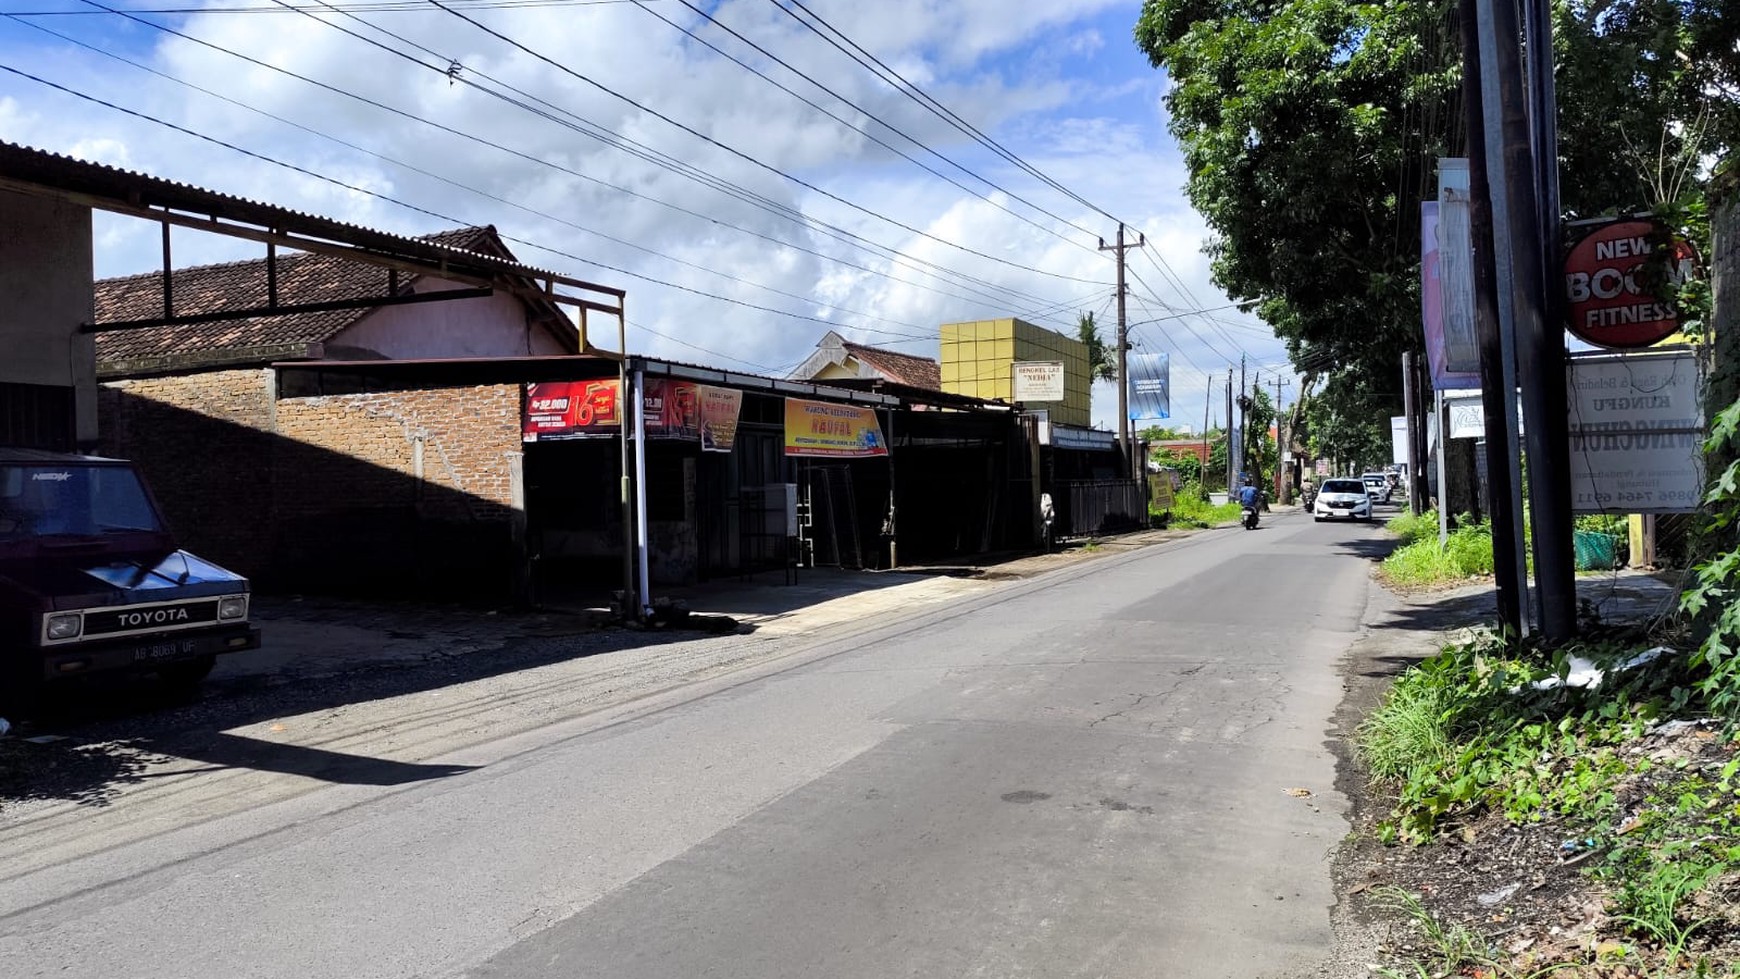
[228,527,1214,690]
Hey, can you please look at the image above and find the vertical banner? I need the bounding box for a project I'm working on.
[1126,352,1170,420]
[523,379,623,441]
[698,385,743,453]
[1420,201,1480,392]
[783,398,887,458]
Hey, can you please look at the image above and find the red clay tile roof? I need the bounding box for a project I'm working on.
[93,226,500,369]
[840,341,941,391]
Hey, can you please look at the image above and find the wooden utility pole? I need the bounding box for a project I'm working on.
[1202,373,1214,493]
[1100,224,1146,478]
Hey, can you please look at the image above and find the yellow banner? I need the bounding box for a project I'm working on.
[784,398,887,458]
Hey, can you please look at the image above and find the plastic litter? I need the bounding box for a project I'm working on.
[1524,646,1672,692]
[1477,883,1521,907]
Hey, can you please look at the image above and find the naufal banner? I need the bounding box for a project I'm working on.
[523,378,723,443]
[783,398,887,458]
[699,385,742,454]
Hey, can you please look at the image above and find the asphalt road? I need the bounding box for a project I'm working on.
[0,508,1391,979]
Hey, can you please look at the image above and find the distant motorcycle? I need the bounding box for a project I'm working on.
[1242,504,1259,530]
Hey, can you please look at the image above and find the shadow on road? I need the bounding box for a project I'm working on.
[2,620,705,809]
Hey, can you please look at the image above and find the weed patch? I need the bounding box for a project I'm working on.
[1380,523,1497,589]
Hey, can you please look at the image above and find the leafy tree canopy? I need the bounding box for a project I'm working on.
[1133,0,1735,459]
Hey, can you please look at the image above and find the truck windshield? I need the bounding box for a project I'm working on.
[0,464,164,540]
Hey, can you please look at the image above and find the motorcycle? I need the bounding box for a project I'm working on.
[1242,504,1259,530]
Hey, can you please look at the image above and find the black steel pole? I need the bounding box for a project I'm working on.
[1460,0,1523,636]
[1480,0,1576,641]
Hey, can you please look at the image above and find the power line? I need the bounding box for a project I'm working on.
[19,0,645,10]
[641,0,1102,253]
[0,62,946,346]
[769,0,1120,224]
[65,1,1083,323]
[274,0,1091,317]
[426,0,1113,286]
[8,13,947,339]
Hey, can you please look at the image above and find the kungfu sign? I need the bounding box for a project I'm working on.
[1567,350,1702,514]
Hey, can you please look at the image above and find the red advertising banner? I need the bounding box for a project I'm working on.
[525,378,706,442]
[523,379,622,441]
[1563,218,1702,349]
[646,379,700,440]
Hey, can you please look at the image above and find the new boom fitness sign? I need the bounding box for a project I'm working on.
[1562,218,1701,349]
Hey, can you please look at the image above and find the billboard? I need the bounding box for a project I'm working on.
[1563,218,1702,349]
[1567,350,1702,513]
[783,398,887,458]
[1127,352,1170,420]
[1013,361,1065,402]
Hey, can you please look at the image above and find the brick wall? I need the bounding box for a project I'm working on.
[100,372,525,599]
[99,369,277,573]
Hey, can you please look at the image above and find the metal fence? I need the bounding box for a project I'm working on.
[1058,479,1146,537]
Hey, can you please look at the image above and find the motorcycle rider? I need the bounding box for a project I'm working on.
[1238,477,1261,527]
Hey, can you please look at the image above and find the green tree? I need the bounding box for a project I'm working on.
[1077,311,1117,383]
[1132,0,1733,460]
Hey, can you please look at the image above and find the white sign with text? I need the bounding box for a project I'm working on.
[1013,361,1065,402]
[1567,350,1703,514]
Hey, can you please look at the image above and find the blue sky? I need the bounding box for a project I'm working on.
[0,0,1293,430]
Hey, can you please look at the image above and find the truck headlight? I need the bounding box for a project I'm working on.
[46,613,82,640]
[218,596,249,620]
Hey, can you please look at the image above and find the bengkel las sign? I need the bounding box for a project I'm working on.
[1562,218,1700,349]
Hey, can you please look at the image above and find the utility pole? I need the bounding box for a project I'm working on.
[1225,375,1235,497]
[1202,373,1213,493]
[1100,223,1146,478]
[1479,0,1576,641]
[1401,351,1422,515]
[1272,375,1292,503]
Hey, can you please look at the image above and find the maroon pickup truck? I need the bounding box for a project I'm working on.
[0,449,259,707]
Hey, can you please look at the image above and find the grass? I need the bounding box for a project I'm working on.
[1157,483,1243,529]
[1385,510,1440,545]
[1381,522,1496,587]
[1355,655,1465,783]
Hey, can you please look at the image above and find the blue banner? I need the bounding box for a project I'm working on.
[1127,352,1171,420]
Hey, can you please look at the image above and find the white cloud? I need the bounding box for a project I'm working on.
[0,0,1287,418]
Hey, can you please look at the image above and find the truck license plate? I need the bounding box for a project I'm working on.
[134,639,199,662]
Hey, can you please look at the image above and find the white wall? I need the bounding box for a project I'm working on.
[332,278,572,360]
[0,189,97,439]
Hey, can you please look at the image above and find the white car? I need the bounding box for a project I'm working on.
[1361,472,1392,503]
[1314,478,1373,522]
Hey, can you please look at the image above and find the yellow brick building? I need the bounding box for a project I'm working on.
[939,318,1091,427]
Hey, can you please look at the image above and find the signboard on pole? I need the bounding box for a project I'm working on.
[523,379,622,441]
[1567,350,1702,513]
[1562,218,1702,349]
[1126,352,1171,420]
[783,398,887,458]
[1390,415,1410,465]
[1445,394,1486,439]
[1421,199,1480,391]
[699,385,742,453]
[1012,361,1065,402]
[1433,163,1481,383]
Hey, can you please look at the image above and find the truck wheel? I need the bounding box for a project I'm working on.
[156,655,216,690]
